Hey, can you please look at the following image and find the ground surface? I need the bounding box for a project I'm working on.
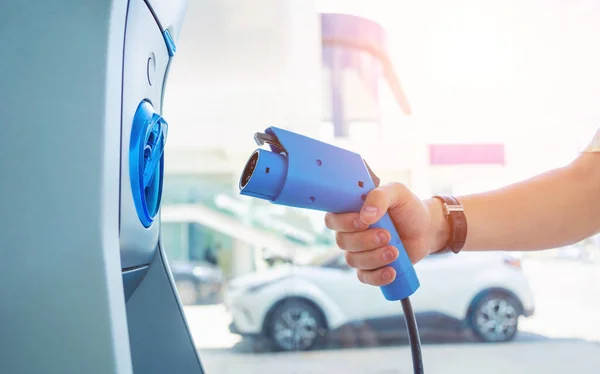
[184,259,600,374]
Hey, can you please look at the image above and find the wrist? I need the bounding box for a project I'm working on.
[425,198,451,254]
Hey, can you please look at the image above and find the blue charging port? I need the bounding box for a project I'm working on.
[130,100,168,228]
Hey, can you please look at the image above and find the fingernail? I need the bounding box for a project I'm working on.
[381,269,393,282]
[377,232,388,245]
[361,206,378,217]
[383,249,395,262]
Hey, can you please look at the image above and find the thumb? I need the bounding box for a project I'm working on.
[359,182,413,225]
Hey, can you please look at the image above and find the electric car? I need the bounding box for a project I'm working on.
[224,250,535,351]
[171,261,225,305]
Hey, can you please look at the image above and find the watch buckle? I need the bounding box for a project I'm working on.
[443,203,464,216]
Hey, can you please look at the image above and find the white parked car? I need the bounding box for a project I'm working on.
[224,250,535,351]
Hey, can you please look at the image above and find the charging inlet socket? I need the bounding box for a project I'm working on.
[129,100,168,228]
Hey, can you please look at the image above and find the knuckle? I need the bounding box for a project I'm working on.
[323,213,332,228]
[388,182,410,200]
[344,251,355,268]
[335,232,345,249]
[368,187,386,202]
[325,212,340,230]
[356,270,366,284]
[387,181,407,191]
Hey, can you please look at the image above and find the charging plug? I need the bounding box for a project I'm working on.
[239,126,420,301]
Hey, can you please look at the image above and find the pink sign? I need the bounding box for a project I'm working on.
[429,144,505,165]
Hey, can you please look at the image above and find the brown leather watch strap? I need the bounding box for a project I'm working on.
[432,195,467,254]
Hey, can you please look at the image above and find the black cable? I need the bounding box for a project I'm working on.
[401,297,424,374]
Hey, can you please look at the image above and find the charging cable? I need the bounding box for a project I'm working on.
[402,298,424,374]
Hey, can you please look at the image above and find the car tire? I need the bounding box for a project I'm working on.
[176,279,198,305]
[468,291,520,343]
[266,298,326,352]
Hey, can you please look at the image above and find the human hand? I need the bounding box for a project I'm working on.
[324,183,448,286]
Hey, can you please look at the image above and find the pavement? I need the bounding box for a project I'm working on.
[184,258,600,374]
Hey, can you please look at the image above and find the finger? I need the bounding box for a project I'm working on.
[335,229,390,252]
[359,182,414,225]
[356,267,396,286]
[345,245,398,270]
[324,212,368,233]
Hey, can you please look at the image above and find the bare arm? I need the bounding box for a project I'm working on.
[326,147,600,286]
[427,151,600,252]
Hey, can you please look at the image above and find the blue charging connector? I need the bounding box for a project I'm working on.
[239,126,424,373]
[239,126,419,300]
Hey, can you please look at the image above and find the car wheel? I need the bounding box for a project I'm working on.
[266,299,326,352]
[176,279,198,305]
[469,291,520,342]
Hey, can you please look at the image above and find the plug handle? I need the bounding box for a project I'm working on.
[370,213,420,300]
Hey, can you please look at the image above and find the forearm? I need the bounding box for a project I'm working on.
[426,152,600,252]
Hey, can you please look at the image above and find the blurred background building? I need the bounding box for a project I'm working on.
[159,0,427,281]
[158,0,600,283]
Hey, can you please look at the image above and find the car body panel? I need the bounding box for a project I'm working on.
[224,251,535,336]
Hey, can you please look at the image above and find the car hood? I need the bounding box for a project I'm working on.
[227,264,330,291]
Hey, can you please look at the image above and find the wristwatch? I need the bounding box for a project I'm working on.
[432,195,467,254]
